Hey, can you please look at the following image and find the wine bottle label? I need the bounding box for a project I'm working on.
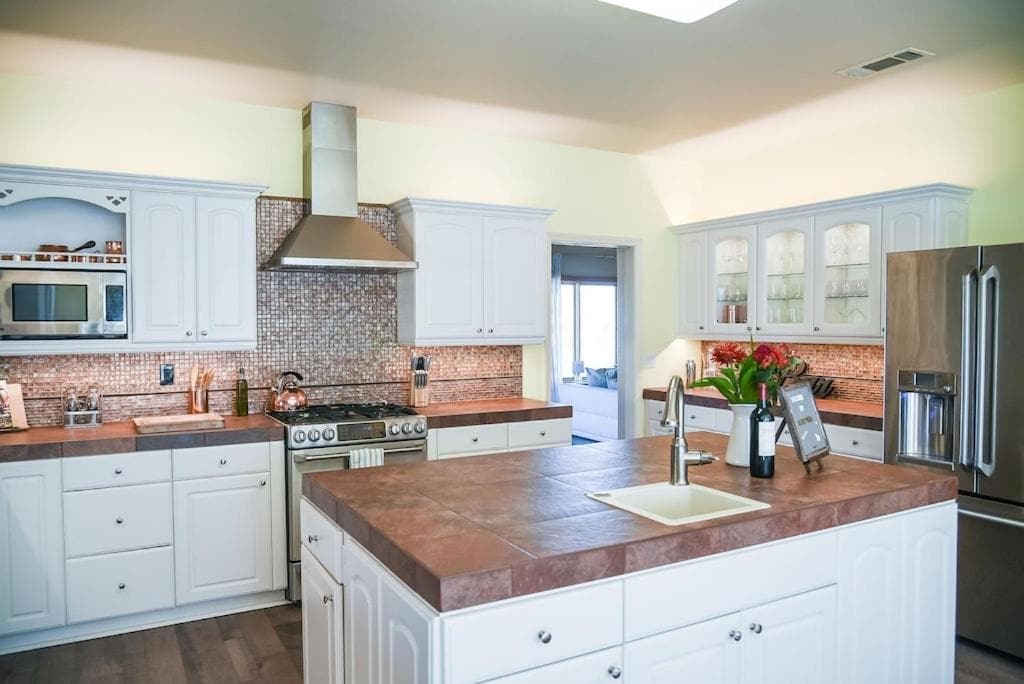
[758,422,776,457]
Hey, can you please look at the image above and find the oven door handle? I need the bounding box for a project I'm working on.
[294,445,425,462]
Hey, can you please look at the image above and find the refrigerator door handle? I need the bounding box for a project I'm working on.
[976,265,999,477]
[959,508,1024,531]
[959,269,978,469]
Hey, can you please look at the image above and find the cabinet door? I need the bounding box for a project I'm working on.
[483,216,547,340]
[626,613,740,684]
[195,196,257,342]
[0,460,65,635]
[837,516,902,684]
[131,191,197,342]
[381,574,432,684]
[756,217,813,336]
[677,232,708,336]
[900,504,956,684]
[881,199,933,335]
[415,213,485,340]
[173,472,273,604]
[489,646,623,683]
[740,585,837,684]
[343,542,381,684]
[707,226,757,335]
[301,547,343,684]
[813,207,882,337]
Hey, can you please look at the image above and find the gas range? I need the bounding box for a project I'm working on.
[267,402,427,449]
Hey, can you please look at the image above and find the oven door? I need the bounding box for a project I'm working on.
[0,269,128,339]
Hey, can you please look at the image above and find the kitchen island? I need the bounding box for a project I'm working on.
[301,432,957,683]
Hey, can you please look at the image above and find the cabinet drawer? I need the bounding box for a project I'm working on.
[64,482,173,558]
[825,424,883,460]
[647,419,674,437]
[485,646,623,683]
[625,531,837,640]
[683,405,716,430]
[712,408,735,434]
[508,419,572,450]
[444,581,623,683]
[436,424,508,458]
[65,546,175,623]
[63,450,171,491]
[173,442,270,480]
[645,400,666,423]
[301,498,343,583]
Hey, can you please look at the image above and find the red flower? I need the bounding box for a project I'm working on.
[752,344,775,369]
[711,342,746,366]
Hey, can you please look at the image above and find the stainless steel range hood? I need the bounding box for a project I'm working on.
[266,102,416,272]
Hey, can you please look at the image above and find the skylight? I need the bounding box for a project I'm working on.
[597,0,740,23]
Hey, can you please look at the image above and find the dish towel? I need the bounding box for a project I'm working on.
[349,447,385,469]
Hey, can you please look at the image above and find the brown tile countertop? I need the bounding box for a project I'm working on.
[643,386,883,431]
[304,432,954,612]
[415,398,572,429]
[0,414,285,462]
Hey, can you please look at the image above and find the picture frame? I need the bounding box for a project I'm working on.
[776,381,830,473]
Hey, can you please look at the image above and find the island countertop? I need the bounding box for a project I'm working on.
[303,432,954,612]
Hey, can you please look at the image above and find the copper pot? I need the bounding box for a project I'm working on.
[272,371,308,412]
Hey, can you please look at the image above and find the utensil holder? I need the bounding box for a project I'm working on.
[189,388,209,414]
[64,409,103,428]
[410,371,429,408]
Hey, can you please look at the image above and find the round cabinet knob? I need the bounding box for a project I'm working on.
[389,424,400,436]
[414,422,426,434]
[689,414,696,420]
[540,431,547,437]
[401,423,413,435]
[219,458,228,465]
[851,440,860,446]
[729,630,742,641]
[323,594,333,604]
[747,326,752,331]
[749,623,763,634]
[699,325,705,330]
[487,328,494,333]
[115,517,124,525]
[476,328,483,333]
[537,630,552,644]
[322,428,336,441]
[608,665,623,679]
[260,480,267,487]
[308,429,322,442]
[118,583,126,590]
[814,326,821,332]
[114,467,123,475]
[471,437,479,443]
[186,330,193,337]
[308,534,319,544]
[294,430,307,443]
[201,330,208,336]
[756,326,762,331]
[942,385,953,393]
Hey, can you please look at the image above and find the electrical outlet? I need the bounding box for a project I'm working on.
[160,364,175,385]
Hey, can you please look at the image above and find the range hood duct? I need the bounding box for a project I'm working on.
[266,102,416,272]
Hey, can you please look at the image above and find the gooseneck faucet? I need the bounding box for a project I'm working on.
[661,375,713,486]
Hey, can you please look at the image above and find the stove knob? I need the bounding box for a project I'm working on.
[401,422,413,435]
[322,428,336,441]
[308,429,321,442]
[389,423,400,436]
[414,422,426,434]
[293,430,307,444]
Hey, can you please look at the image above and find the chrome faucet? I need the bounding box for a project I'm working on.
[661,375,713,486]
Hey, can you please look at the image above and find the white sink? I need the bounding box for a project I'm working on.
[587,482,770,526]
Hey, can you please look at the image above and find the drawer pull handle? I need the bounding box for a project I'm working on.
[118,583,126,590]
[260,480,267,487]
[219,458,228,465]
[689,414,696,420]
[729,629,742,641]
[308,534,319,544]
[114,467,123,475]
[608,666,623,679]
[851,440,860,446]
[537,630,552,644]
[322,594,333,604]
[115,517,124,525]
[471,437,479,443]
[749,622,763,634]
[540,431,546,437]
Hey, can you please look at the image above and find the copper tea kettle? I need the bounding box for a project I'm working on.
[272,371,308,412]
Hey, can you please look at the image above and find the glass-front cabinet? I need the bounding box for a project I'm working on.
[707,226,756,335]
[813,207,882,337]
[756,217,813,336]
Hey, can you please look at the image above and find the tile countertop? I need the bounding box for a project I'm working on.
[415,398,572,428]
[643,386,883,431]
[304,431,954,613]
[0,414,285,462]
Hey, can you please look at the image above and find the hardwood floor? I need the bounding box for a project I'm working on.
[3,607,1023,683]
[0,605,303,684]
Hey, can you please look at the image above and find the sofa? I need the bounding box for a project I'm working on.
[557,382,619,441]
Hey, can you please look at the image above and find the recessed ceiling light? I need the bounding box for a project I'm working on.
[597,0,740,23]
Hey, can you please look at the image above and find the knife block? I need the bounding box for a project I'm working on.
[410,371,429,408]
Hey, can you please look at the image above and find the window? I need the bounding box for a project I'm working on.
[559,281,616,380]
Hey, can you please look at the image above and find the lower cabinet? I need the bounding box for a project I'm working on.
[172,471,273,604]
[301,546,343,684]
[65,547,175,624]
[343,540,381,684]
[486,646,624,683]
[430,418,572,460]
[0,460,65,636]
[626,614,740,682]
[381,569,434,684]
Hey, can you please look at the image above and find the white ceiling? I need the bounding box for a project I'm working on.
[1,0,1022,154]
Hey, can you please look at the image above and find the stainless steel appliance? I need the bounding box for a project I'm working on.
[885,243,1024,659]
[268,402,428,601]
[0,268,127,339]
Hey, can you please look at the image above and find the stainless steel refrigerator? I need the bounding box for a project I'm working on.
[885,243,1024,659]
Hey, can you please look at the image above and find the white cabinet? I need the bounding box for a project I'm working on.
[131,191,257,346]
[343,540,381,684]
[676,231,708,336]
[381,570,434,684]
[301,546,343,684]
[488,646,623,683]
[756,217,814,336]
[626,614,740,683]
[172,472,273,604]
[429,418,572,460]
[65,546,175,624]
[393,198,554,346]
[707,225,757,336]
[0,460,65,636]
[812,206,882,338]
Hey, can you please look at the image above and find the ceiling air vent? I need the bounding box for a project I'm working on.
[838,47,934,78]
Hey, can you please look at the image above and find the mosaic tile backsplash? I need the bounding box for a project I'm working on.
[700,340,883,404]
[1,199,522,425]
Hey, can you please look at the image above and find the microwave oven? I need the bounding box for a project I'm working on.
[0,268,128,339]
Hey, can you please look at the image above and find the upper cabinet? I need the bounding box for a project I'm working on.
[672,184,971,343]
[392,198,554,346]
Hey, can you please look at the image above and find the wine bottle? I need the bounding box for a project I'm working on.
[749,382,775,478]
[235,368,249,417]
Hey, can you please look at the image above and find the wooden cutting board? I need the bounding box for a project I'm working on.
[133,413,225,434]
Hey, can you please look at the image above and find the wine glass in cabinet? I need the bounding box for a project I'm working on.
[756,217,813,336]
[707,225,756,335]
[813,207,882,337]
